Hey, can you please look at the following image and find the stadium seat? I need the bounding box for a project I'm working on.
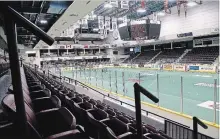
[1,94,79,138]
[86,108,109,138]
[101,118,133,139]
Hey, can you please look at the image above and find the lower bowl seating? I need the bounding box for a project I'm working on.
[0,66,173,139]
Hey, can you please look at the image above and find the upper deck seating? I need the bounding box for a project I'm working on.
[179,46,219,64]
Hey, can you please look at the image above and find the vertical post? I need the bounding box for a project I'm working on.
[139,72,141,84]
[122,72,125,96]
[180,76,183,113]
[76,67,78,79]
[193,118,198,139]
[157,74,159,106]
[115,70,118,93]
[72,68,74,79]
[213,79,217,123]
[109,71,112,93]
[134,85,142,139]
[95,69,97,87]
[89,68,91,84]
[101,69,103,87]
[4,13,28,138]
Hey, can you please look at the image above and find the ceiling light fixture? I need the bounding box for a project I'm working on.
[40,20,47,24]
[187,1,197,7]
[157,11,165,16]
[137,8,146,13]
[104,3,113,8]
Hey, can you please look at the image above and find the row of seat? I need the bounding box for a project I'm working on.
[0,63,9,77]
[0,67,89,139]
[25,66,172,139]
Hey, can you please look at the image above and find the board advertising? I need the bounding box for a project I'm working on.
[174,65,186,71]
[163,64,173,71]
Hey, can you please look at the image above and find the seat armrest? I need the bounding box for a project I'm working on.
[32,97,60,113]
[100,118,110,123]
[118,132,133,139]
[46,129,80,139]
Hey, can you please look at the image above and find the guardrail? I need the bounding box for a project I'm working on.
[47,71,189,127]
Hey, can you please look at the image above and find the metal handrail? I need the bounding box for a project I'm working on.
[48,72,189,129]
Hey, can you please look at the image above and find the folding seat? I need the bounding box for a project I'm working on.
[117,115,130,124]
[105,109,116,118]
[86,108,109,138]
[82,96,90,102]
[1,94,80,138]
[100,118,133,139]
[88,99,97,105]
[71,96,83,104]
[128,123,148,134]
[8,86,61,113]
[73,102,93,126]
[94,103,106,110]
[145,125,157,133]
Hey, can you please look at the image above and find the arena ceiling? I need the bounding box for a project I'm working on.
[1,1,73,48]
[0,0,192,50]
[93,0,177,20]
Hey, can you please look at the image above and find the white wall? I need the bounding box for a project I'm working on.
[158,1,219,40]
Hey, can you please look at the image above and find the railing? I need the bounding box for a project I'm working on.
[46,70,188,128]
[26,64,213,139]
[165,118,212,139]
[56,65,219,125]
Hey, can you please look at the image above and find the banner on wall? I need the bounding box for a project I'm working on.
[199,66,216,73]
[121,0,129,9]
[61,67,73,71]
[163,64,173,71]
[98,16,104,29]
[174,65,186,71]
[111,17,117,31]
[144,64,153,68]
[189,65,199,71]
[105,16,111,30]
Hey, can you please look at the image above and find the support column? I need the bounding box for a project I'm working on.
[154,45,156,51]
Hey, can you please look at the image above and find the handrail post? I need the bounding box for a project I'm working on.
[4,10,28,138]
[134,84,142,139]
[193,117,208,139]
[133,83,159,139]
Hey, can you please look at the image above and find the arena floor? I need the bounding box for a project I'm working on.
[62,68,219,124]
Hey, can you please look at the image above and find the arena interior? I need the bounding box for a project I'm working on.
[0,1,219,139]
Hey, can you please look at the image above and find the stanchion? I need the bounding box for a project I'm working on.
[180,76,183,113]
[95,69,97,87]
[213,79,217,123]
[101,69,103,87]
[122,72,125,96]
[115,70,118,93]
[193,117,208,139]
[109,71,112,93]
[157,74,159,106]
[139,72,141,85]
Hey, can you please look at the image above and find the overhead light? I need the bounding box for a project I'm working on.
[157,11,165,16]
[104,3,113,8]
[118,17,124,21]
[40,20,47,24]
[93,28,99,32]
[92,14,97,18]
[137,8,146,13]
[187,1,197,7]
